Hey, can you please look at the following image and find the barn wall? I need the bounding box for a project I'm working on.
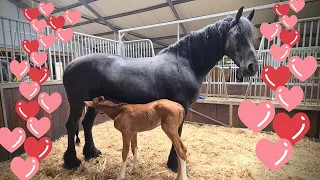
[0,84,109,162]
[187,102,320,139]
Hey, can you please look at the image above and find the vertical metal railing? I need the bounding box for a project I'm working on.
[122,39,155,58]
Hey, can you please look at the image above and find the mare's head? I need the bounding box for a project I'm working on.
[224,7,258,80]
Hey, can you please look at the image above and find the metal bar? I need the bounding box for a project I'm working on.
[78,0,119,33]
[1,18,9,82]
[71,0,195,28]
[189,108,228,127]
[120,1,316,33]
[51,0,98,14]
[167,0,187,34]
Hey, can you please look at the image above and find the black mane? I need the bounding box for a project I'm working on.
[158,16,234,78]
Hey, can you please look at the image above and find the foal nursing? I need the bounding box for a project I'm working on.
[84,96,187,180]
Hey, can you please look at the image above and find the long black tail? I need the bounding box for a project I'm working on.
[75,124,80,146]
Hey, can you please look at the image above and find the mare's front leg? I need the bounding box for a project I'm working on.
[63,105,84,169]
[118,132,133,180]
[82,107,101,159]
[167,121,184,172]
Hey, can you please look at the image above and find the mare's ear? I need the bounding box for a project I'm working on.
[84,101,94,107]
[231,6,244,27]
[247,9,255,21]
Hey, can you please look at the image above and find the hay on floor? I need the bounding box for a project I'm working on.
[0,121,319,180]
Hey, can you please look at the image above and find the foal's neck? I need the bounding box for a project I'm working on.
[159,18,232,82]
[100,106,127,120]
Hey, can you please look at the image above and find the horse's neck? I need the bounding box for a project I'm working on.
[100,106,126,120]
[160,21,228,82]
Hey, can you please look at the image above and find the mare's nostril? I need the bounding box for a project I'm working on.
[247,63,255,73]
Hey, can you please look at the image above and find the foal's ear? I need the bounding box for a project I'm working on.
[84,101,94,107]
[231,6,244,27]
[247,9,255,21]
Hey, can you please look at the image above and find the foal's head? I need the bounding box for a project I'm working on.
[84,96,127,113]
[224,7,258,80]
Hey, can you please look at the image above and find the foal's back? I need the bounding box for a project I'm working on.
[116,99,184,133]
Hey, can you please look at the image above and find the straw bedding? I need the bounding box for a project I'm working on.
[0,121,319,180]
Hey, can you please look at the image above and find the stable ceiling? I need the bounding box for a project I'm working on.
[20,0,320,50]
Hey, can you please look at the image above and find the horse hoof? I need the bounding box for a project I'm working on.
[83,147,102,160]
[167,162,178,173]
[63,151,81,169]
[63,157,81,170]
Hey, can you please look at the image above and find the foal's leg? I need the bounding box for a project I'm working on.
[162,123,187,180]
[131,133,138,171]
[63,105,84,169]
[82,107,101,159]
[118,132,133,180]
[167,120,185,172]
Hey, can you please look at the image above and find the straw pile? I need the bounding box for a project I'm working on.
[0,121,319,180]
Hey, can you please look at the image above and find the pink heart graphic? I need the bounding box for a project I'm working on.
[281,15,298,29]
[270,44,291,62]
[38,2,54,17]
[288,56,317,82]
[38,34,55,49]
[260,22,281,41]
[10,157,39,180]
[30,52,47,67]
[38,92,62,113]
[56,28,73,43]
[19,82,40,100]
[64,10,82,25]
[238,100,275,133]
[27,117,51,138]
[275,86,304,112]
[30,19,46,33]
[0,127,26,153]
[256,138,292,172]
[9,60,30,78]
[289,0,305,13]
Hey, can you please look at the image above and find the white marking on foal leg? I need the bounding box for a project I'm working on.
[117,158,128,180]
[133,147,138,169]
[180,157,187,180]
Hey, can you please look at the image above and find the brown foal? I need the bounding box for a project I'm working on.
[84,96,187,180]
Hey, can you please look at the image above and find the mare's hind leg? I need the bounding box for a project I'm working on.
[63,105,84,169]
[82,107,101,159]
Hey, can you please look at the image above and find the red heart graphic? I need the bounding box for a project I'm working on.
[273,113,310,145]
[15,100,39,121]
[29,67,50,85]
[261,66,291,91]
[280,30,300,47]
[21,40,39,54]
[48,16,65,31]
[24,137,52,161]
[274,4,290,17]
[23,8,39,22]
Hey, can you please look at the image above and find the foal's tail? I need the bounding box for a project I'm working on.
[75,124,80,146]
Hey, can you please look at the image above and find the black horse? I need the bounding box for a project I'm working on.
[62,6,258,172]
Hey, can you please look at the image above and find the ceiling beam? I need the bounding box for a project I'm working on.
[167,0,187,34]
[66,0,195,28]
[52,0,98,14]
[78,0,119,33]
[8,0,28,9]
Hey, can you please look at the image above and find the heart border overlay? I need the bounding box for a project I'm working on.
[238,0,313,172]
[4,1,80,179]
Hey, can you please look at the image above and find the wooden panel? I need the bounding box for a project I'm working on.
[57,84,68,137]
[231,105,240,127]
[215,104,229,126]
[0,91,9,162]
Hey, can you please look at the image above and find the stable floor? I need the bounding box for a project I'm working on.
[0,121,319,180]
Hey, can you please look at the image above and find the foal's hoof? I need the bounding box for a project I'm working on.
[83,147,102,160]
